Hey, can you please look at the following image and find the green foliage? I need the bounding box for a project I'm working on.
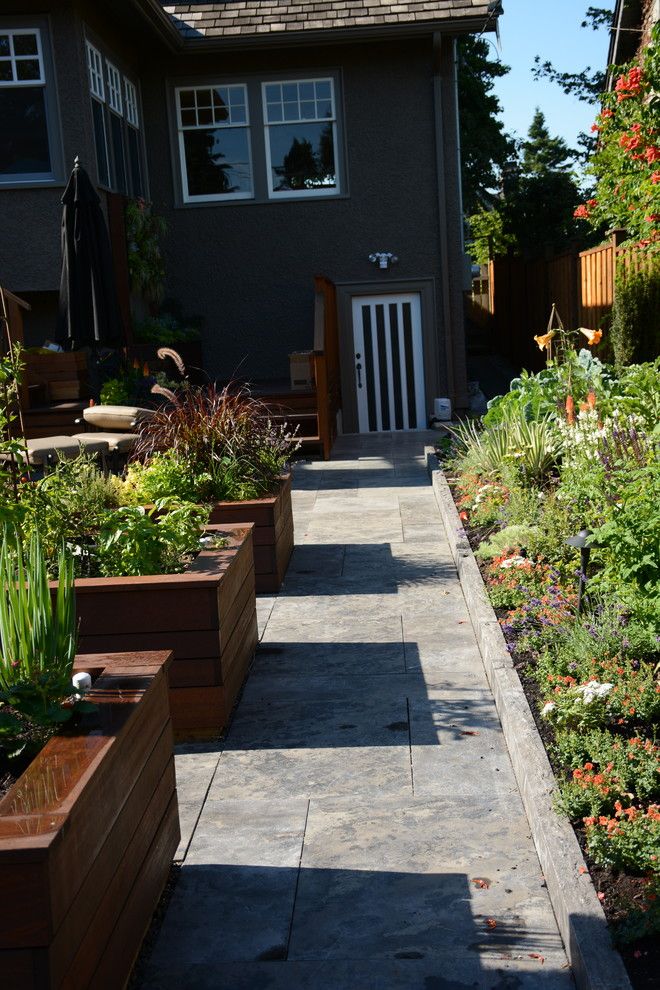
[125,198,167,304]
[475,524,540,560]
[484,349,615,426]
[0,344,29,524]
[585,806,660,877]
[450,413,562,484]
[0,531,84,731]
[457,36,513,215]
[132,383,300,504]
[95,500,209,577]
[20,455,123,576]
[611,359,660,429]
[467,208,516,264]
[577,25,660,250]
[611,260,660,367]
[133,312,201,345]
[553,730,660,821]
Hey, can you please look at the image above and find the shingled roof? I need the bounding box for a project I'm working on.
[160,0,497,43]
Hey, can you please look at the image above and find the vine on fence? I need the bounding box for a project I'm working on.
[575,25,660,251]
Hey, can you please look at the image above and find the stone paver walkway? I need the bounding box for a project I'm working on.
[140,433,572,989]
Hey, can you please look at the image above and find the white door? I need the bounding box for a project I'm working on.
[351,293,426,432]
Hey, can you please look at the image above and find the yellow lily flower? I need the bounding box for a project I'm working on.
[579,327,603,346]
[533,329,556,351]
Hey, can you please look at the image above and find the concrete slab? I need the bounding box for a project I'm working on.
[137,434,572,990]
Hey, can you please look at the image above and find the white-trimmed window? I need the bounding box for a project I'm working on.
[106,61,122,114]
[0,27,54,181]
[263,78,338,197]
[124,78,139,128]
[85,38,144,196]
[176,85,253,202]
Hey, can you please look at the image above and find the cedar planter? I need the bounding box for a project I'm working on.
[71,524,257,736]
[0,650,178,990]
[208,474,293,594]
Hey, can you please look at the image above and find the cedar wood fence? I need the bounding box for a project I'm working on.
[468,233,653,370]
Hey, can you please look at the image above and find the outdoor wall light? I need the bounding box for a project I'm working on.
[369,252,398,270]
[566,528,592,615]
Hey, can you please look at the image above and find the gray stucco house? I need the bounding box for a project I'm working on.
[0,0,500,430]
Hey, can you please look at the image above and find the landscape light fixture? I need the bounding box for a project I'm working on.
[566,528,592,615]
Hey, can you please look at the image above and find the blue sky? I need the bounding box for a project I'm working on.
[490,0,614,151]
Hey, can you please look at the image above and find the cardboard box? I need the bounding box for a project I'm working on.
[289,351,314,390]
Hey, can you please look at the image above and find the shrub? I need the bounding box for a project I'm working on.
[20,455,123,576]
[584,804,660,877]
[553,730,660,820]
[133,382,300,503]
[611,261,660,367]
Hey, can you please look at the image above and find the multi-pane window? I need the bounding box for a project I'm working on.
[85,39,144,196]
[176,85,252,202]
[174,76,341,204]
[263,79,337,196]
[0,28,53,180]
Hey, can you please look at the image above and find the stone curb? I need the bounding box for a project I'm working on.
[426,449,632,990]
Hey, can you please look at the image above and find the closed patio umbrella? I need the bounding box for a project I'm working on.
[56,157,122,392]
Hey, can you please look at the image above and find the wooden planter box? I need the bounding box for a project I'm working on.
[71,525,257,736]
[0,650,178,990]
[208,474,294,594]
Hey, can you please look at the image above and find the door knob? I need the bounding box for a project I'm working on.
[356,362,363,388]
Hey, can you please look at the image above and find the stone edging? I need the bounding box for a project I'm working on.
[426,449,632,990]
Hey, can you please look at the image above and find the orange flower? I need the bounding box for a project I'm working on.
[143,362,150,376]
[565,395,575,425]
[533,330,556,352]
[587,391,596,410]
[579,327,603,346]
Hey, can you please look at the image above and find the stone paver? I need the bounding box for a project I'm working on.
[139,432,572,989]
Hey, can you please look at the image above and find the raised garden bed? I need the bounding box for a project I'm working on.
[0,650,177,990]
[208,474,293,594]
[66,524,258,736]
[427,450,635,990]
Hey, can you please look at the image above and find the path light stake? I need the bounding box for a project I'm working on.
[566,528,592,615]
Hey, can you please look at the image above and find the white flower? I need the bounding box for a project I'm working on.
[541,702,556,716]
[576,680,614,704]
[499,556,527,569]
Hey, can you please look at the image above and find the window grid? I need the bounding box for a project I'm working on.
[86,42,104,101]
[124,77,139,127]
[262,77,339,200]
[106,61,122,115]
[0,29,44,87]
[177,85,248,129]
[264,79,335,125]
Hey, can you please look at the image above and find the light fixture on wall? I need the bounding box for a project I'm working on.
[369,252,398,270]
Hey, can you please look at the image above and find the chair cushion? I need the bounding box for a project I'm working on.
[75,437,110,455]
[0,436,82,466]
[82,405,154,431]
[73,432,138,453]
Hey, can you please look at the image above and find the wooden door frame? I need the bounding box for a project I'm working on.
[335,278,438,434]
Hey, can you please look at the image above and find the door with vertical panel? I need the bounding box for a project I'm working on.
[351,294,426,432]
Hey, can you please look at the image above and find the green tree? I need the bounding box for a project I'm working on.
[531,5,613,105]
[458,36,514,214]
[501,111,586,255]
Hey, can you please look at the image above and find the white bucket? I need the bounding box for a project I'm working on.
[433,397,452,421]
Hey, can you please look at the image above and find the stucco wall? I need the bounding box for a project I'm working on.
[0,2,93,294]
[140,38,449,388]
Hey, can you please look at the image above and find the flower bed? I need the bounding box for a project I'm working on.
[441,344,659,987]
[0,650,178,989]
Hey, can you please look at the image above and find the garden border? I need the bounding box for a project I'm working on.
[426,448,632,990]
